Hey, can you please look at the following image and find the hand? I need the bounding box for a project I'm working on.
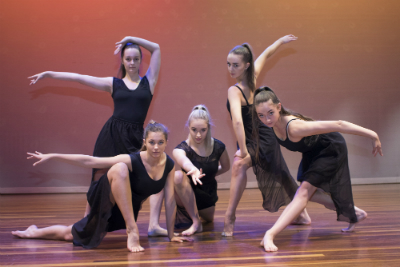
[234,149,249,159]
[187,168,205,186]
[372,138,383,157]
[28,72,48,85]
[171,236,193,243]
[27,151,52,166]
[279,34,298,44]
[114,36,133,55]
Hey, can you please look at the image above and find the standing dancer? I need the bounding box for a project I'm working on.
[253,87,381,251]
[223,35,311,236]
[173,105,230,235]
[28,36,167,236]
[12,122,192,252]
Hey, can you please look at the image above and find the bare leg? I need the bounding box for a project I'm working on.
[12,225,73,241]
[261,181,317,252]
[309,189,336,210]
[147,190,169,237]
[174,171,203,236]
[107,163,144,252]
[341,206,368,232]
[199,206,215,222]
[222,155,251,236]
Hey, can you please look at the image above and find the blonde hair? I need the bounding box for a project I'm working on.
[140,120,169,151]
[186,104,213,151]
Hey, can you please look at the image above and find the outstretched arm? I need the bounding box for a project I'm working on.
[254,34,298,78]
[215,149,230,176]
[288,120,383,156]
[164,167,193,242]
[28,72,113,93]
[27,151,132,169]
[114,36,161,94]
[228,86,249,158]
[172,148,205,185]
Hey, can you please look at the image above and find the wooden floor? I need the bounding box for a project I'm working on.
[1,184,399,267]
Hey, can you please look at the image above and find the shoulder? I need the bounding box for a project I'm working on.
[175,140,188,150]
[213,138,226,149]
[141,75,149,86]
[165,153,175,172]
[228,85,241,95]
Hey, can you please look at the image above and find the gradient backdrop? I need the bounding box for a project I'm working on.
[1,0,399,193]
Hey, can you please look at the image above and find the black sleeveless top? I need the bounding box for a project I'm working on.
[226,85,253,143]
[112,77,152,123]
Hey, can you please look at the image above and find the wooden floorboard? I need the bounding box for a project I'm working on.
[1,184,399,266]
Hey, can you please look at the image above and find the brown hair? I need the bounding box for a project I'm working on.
[186,104,213,151]
[229,43,256,92]
[140,120,169,151]
[117,42,143,79]
[252,86,316,161]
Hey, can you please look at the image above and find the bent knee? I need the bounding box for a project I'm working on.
[174,170,185,185]
[108,162,129,180]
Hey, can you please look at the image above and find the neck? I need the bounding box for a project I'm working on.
[143,151,162,166]
[124,72,140,82]
[236,76,248,89]
[275,115,287,131]
[187,137,206,150]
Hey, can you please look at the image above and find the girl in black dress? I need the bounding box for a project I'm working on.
[223,35,312,236]
[12,122,192,252]
[28,36,167,236]
[173,105,230,235]
[253,87,382,252]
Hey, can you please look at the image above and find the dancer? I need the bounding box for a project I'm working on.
[223,35,311,236]
[253,87,382,252]
[12,122,192,252]
[173,105,230,236]
[28,36,166,236]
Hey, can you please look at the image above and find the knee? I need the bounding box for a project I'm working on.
[64,233,73,241]
[174,171,185,186]
[108,162,129,181]
[232,160,247,175]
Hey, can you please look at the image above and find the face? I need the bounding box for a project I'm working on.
[189,118,209,145]
[227,53,250,79]
[143,131,167,158]
[256,100,281,127]
[122,47,141,74]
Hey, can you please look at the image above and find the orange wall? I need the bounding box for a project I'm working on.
[1,0,399,192]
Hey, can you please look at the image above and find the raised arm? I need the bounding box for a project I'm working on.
[164,167,193,243]
[254,34,298,78]
[115,36,161,94]
[288,120,383,156]
[172,148,205,185]
[215,149,230,176]
[228,86,249,157]
[27,151,132,169]
[28,71,113,93]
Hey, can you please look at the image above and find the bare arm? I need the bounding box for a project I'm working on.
[254,34,298,78]
[27,151,132,169]
[164,167,193,242]
[228,86,248,157]
[172,148,205,185]
[288,120,383,156]
[28,71,113,93]
[115,36,161,94]
[215,149,230,176]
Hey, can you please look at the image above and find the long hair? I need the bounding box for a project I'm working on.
[140,120,169,151]
[251,86,316,161]
[186,104,213,151]
[117,42,143,79]
[229,43,256,92]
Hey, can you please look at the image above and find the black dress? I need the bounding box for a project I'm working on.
[226,85,298,212]
[276,118,357,223]
[72,152,174,248]
[91,77,153,180]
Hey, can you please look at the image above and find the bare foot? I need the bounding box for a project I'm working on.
[291,210,311,225]
[341,208,368,232]
[148,226,169,237]
[260,231,278,252]
[12,225,38,238]
[127,230,144,252]
[181,221,203,236]
[221,215,236,237]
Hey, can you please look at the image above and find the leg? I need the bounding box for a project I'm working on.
[84,169,108,217]
[222,154,251,236]
[261,181,317,252]
[12,225,73,241]
[341,206,368,232]
[174,170,203,236]
[107,162,144,252]
[199,206,215,222]
[147,190,169,237]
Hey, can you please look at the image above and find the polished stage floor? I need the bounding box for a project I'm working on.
[1,184,399,266]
